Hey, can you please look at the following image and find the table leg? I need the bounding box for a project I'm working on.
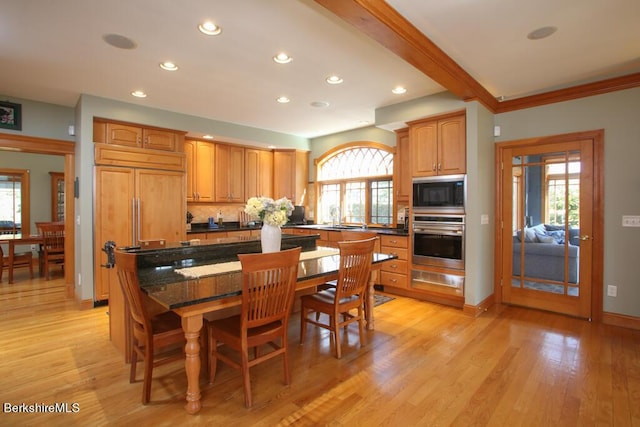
[365,269,378,330]
[8,241,15,284]
[182,314,203,414]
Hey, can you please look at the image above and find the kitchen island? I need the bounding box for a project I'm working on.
[114,233,396,414]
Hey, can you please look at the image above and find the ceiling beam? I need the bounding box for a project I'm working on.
[315,0,640,114]
[314,0,500,112]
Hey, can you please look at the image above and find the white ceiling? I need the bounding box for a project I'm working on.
[1,0,638,140]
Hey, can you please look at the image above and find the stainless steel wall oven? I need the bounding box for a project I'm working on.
[412,211,465,270]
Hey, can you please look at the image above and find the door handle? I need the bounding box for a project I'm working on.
[579,235,591,241]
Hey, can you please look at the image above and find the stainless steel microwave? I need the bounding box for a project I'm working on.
[412,174,466,212]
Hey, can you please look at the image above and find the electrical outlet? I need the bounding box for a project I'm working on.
[607,285,617,297]
[30,244,36,251]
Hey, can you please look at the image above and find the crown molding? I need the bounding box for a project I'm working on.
[496,72,640,113]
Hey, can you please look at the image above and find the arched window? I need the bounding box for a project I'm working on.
[316,143,394,226]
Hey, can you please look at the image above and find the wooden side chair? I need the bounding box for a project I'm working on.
[0,245,34,282]
[300,237,376,359]
[115,250,194,405]
[208,246,301,408]
[39,222,65,280]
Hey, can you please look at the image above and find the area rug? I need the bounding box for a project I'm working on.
[373,294,395,307]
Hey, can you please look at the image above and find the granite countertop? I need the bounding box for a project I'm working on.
[188,222,408,236]
[140,249,397,310]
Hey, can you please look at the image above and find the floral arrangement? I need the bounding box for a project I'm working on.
[244,196,294,227]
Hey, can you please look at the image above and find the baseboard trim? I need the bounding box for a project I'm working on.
[602,311,640,330]
[77,297,94,310]
[463,294,495,317]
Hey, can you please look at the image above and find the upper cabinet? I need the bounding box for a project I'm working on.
[93,118,185,152]
[215,144,245,203]
[245,148,273,198]
[273,150,308,205]
[409,113,466,177]
[394,128,411,202]
[185,140,215,202]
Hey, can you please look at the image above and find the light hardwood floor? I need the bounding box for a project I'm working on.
[0,268,638,426]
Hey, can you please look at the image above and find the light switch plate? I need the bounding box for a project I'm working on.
[622,215,640,227]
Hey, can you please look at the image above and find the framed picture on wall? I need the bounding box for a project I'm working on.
[0,101,22,131]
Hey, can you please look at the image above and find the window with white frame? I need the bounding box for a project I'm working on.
[316,145,394,226]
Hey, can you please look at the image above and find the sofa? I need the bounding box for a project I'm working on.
[512,224,579,283]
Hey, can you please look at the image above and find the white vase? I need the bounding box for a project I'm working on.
[261,223,282,253]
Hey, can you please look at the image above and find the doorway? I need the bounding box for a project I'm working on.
[495,130,604,320]
[0,132,75,298]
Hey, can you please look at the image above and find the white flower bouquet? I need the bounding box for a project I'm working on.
[244,196,294,227]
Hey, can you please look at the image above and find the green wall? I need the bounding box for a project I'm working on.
[496,87,640,317]
[4,88,639,319]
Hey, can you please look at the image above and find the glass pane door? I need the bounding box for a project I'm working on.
[502,140,593,318]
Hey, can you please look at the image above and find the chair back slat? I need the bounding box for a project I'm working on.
[40,222,65,253]
[336,237,376,299]
[238,247,301,329]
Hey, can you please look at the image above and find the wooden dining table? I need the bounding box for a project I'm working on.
[137,247,396,414]
[0,234,44,284]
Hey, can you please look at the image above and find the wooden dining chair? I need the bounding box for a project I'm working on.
[0,245,34,282]
[300,237,376,359]
[208,246,301,408]
[314,230,378,314]
[115,250,197,405]
[39,222,65,280]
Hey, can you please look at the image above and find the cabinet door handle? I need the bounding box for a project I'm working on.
[432,163,436,171]
[131,198,136,245]
[438,163,442,171]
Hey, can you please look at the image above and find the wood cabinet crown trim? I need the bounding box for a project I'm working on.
[94,144,186,171]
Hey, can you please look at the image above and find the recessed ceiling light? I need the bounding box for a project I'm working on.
[527,26,558,40]
[310,101,330,108]
[202,134,214,139]
[273,53,292,64]
[102,33,137,50]
[160,61,178,71]
[392,86,407,94]
[276,96,290,104]
[131,90,147,98]
[198,21,222,36]
[326,75,343,85]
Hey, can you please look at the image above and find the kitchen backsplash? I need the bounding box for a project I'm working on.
[187,205,246,225]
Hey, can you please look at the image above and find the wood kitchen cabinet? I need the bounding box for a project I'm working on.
[394,128,411,202]
[215,143,245,203]
[93,119,184,152]
[185,139,215,202]
[245,148,273,198]
[273,149,308,205]
[94,166,185,300]
[379,234,409,289]
[409,113,466,177]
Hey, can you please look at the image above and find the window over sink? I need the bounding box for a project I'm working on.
[316,143,393,226]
